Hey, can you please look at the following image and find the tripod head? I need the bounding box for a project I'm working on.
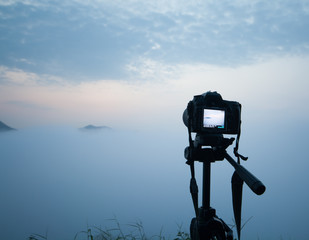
[184,134,233,164]
[186,134,266,196]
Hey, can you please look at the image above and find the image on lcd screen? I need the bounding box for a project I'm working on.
[203,109,225,128]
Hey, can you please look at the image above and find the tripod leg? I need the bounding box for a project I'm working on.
[190,177,199,218]
[232,171,244,240]
[190,218,199,240]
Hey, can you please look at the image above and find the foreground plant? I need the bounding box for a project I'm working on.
[28,219,190,240]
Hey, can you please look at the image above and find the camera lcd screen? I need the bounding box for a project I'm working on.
[203,109,225,129]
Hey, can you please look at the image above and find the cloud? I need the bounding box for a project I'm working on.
[0,66,40,85]
[1,0,309,80]
[5,100,52,111]
[0,66,66,86]
[151,42,161,50]
[15,58,36,65]
[244,16,255,25]
[1,55,309,129]
[125,57,179,81]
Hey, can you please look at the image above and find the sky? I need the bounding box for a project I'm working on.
[1,0,309,240]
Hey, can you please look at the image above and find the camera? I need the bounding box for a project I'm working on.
[183,91,241,135]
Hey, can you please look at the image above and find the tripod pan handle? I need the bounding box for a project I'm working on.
[225,153,266,195]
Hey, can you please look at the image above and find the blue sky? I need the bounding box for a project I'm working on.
[1,1,309,240]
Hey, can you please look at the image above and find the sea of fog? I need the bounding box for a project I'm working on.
[0,122,308,240]
[0,127,195,240]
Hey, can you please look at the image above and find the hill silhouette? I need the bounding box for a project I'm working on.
[0,121,16,132]
[80,124,112,131]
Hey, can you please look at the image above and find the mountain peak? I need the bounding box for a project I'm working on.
[0,121,16,132]
[80,124,112,131]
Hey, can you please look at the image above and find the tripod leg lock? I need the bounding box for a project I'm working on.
[192,216,227,240]
[190,208,234,240]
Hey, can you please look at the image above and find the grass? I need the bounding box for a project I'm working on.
[27,217,298,240]
[27,216,258,240]
[28,219,190,240]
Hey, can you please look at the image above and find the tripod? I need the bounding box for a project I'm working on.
[185,134,265,240]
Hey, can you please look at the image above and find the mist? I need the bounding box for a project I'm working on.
[1,110,309,240]
[0,127,192,239]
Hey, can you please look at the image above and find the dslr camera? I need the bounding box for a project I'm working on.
[183,91,241,135]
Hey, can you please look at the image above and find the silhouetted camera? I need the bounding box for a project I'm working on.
[183,91,241,135]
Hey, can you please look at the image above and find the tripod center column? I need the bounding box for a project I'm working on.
[202,160,211,209]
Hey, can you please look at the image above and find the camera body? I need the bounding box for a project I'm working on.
[183,91,241,135]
